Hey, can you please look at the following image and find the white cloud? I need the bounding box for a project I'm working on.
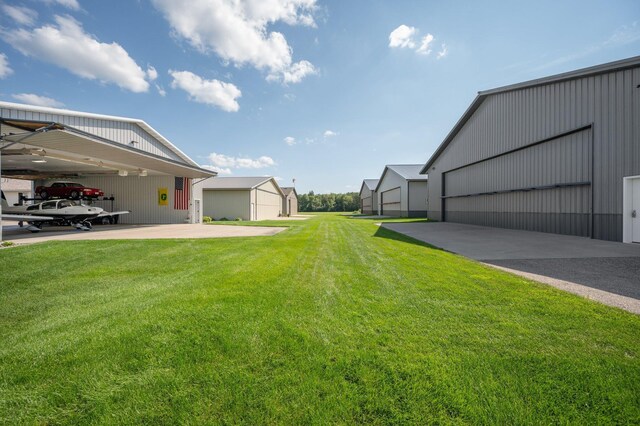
[284,136,296,146]
[42,0,81,11]
[0,53,12,78]
[389,24,445,58]
[155,84,166,96]
[323,130,337,137]
[2,15,151,92]
[152,0,317,84]
[275,59,317,84]
[169,70,241,112]
[11,93,64,107]
[436,43,448,59]
[146,66,158,81]
[208,152,276,169]
[2,5,38,26]
[389,25,417,49]
[417,34,434,55]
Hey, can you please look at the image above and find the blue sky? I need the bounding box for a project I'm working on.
[0,0,639,193]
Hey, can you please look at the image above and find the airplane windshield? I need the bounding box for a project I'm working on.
[58,200,79,208]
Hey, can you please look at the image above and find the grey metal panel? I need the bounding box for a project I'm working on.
[0,106,183,162]
[427,65,639,241]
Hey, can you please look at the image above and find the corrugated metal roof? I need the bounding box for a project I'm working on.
[202,176,272,190]
[281,187,297,196]
[386,165,429,180]
[0,101,198,167]
[420,55,640,173]
[363,179,379,190]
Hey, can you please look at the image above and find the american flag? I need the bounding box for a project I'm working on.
[174,177,191,210]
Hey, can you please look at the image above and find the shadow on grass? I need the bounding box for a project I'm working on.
[373,224,446,252]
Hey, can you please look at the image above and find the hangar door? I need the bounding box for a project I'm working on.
[255,181,282,220]
[361,196,372,213]
[380,187,401,216]
[442,127,592,237]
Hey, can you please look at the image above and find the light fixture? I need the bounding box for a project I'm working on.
[118,170,128,177]
[32,159,47,163]
[139,169,148,177]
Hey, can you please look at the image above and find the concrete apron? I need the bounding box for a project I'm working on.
[381,222,640,315]
[2,223,286,245]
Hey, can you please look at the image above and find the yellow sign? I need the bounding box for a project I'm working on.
[158,188,168,206]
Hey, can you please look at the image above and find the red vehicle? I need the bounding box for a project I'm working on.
[36,182,104,200]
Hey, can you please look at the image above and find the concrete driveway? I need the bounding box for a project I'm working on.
[2,223,286,245]
[382,222,640,313]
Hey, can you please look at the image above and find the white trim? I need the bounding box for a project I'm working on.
[622,175,640,243]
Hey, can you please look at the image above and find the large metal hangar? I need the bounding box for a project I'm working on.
[375,164,428,217]
[421,56,640,242]
[0,101,216,231]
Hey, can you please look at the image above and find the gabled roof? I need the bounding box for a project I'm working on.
[359,179,379,196]
[0,101,198,167]
[420,55,640,174]
[281,187,297,197]
[202,176,285,196]
[375,165,428,192]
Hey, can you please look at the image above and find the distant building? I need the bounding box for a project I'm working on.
[1,178,32,206]
[199,177,284,221]
[375,165,428,217]
[358,179,379,215]
[281,187,298,216]
[421,56,640,242]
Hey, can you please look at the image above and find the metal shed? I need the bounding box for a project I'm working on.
[358,179,379,215]
[199,177,284,221]
[0,102,215,229]
[375,165,428,217]
[420,56,640,242]
[281,187,298,216]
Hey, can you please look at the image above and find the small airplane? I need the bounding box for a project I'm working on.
[1,191,130,232]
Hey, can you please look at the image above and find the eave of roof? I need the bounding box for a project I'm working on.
[420,55,640,174]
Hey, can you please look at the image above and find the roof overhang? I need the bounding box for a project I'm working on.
[1,119,215,179]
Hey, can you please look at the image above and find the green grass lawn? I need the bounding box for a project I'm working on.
[1,214,639,424]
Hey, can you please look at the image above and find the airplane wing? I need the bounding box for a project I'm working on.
[97,210,131,217]
[2,214,55,221]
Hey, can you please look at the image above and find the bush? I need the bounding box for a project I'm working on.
[235,217,243,221]
[218,217,229,221]
[1,241,15,247]
[202,216,212,223]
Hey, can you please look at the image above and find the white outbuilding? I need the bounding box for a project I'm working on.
[359,179,379,215]
[281,187,298,216]
[375,164,428,217]
[199,177,285,221]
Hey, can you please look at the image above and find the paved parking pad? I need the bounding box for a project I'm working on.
[382,222,640,312]
[3,223,286,245]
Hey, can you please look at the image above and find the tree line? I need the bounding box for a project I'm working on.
[298,191,360,212]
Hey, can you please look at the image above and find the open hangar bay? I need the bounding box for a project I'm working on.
[421,56,640,243]
[0,101,216,239]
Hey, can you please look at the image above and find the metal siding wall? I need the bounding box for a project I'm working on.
[0,107,183,162]
[35,176,190,224]
[408,181,428,214]
[427,66,639,240]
